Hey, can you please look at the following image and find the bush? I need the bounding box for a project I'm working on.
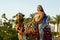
[0,26,19,40]
[52,32,59,37]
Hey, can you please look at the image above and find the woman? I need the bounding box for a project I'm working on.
[15,13,24,40]
[32,5,47,24]
[32,5,48,40]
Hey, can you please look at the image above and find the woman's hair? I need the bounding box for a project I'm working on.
[38,5,45,12]
[38,5,46,16]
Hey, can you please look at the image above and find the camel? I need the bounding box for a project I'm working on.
[15,13,24,40]
[25,22,40,40]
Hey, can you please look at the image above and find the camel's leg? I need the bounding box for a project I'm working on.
[18,33,23,40]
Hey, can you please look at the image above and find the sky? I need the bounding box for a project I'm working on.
[0,0,60,19]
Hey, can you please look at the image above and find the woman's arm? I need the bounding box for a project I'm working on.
[36,12,44,23]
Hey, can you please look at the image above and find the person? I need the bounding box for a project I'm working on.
[15,13,25,40]
[32,5,48,40]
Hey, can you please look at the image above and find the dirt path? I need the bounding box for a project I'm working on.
[53,37,60,40]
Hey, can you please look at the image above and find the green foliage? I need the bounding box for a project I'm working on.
[53,15,60,24]
[53,15,60,32]
[2,13,8,20]
[0,26,18,40]
[30,13,34,18]
[24,18,32,25]
[52,32,59,37]
[0,13,18,40]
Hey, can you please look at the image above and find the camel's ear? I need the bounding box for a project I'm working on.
[22,14,25,17]
[19,13,25,17]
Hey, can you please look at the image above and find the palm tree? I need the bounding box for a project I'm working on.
[53,15,60,32]
[50,21,56,27]
[1,13,8,20]
[46,15,52,25]
[30,13,34,18]
[24,18,32,25]
[50,21,56,32]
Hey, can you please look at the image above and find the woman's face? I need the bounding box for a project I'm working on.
[37,5,42,11]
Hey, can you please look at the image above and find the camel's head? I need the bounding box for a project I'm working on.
[16,13,24,20]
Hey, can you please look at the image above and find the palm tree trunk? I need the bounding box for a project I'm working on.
[54,24,55,32]
[57,24,59,33]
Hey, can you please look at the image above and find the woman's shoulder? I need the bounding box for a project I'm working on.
[35,11,44,15]
[34,11,44,16]
[38,11,44,14]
